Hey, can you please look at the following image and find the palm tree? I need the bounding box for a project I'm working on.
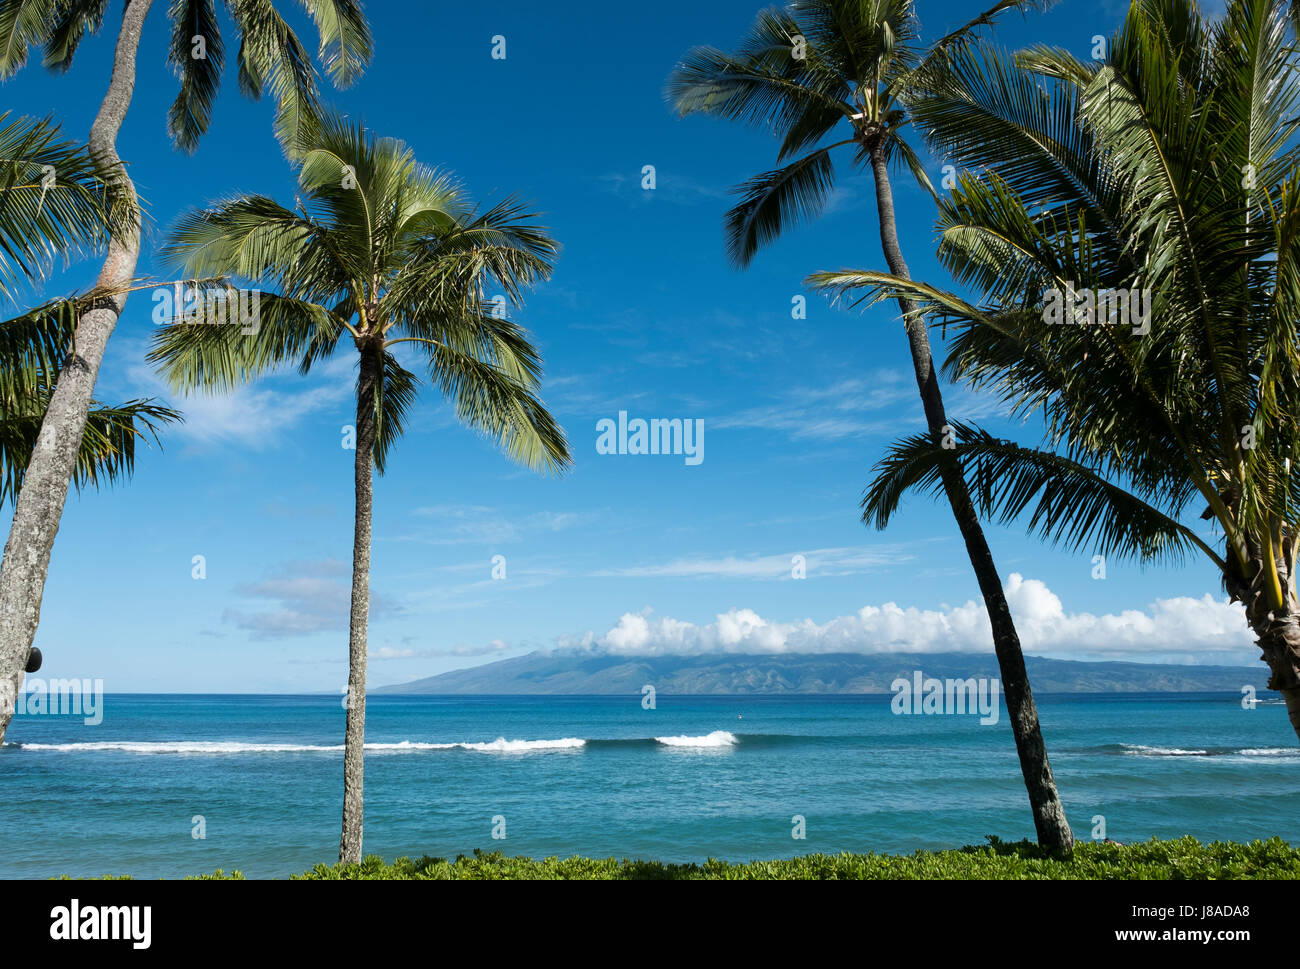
[0,0,373,745]
[668,0,1073,849]
[809,0,1300,742]
[0,113,177,694]
[148,112,571,863]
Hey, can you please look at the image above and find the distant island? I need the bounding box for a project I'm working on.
[374,651,1274,695]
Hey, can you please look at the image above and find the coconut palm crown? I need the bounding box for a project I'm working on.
[666,0,1051,267]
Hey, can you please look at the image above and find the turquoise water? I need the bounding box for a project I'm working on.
[0,693,1296,878]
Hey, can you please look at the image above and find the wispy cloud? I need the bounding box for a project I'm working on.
[714,375,914,440]
[124,341,355,449]
[223,559,401,639]
[595,170,730,206]
[371,640,512,661]
[940,382,1021,425]
[395,505,592,546]
[595,545,907,579]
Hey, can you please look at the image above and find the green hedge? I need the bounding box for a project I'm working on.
[176,836,1300,880]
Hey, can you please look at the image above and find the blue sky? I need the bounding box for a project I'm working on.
[4,0,1253,693]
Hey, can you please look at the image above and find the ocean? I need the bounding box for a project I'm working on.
[1,693,1296,878]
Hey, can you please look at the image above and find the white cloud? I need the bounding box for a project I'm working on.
[171,381,350,447]
[567,574,1255,665]
[124,343,354,449]
[224,559,401,639]
[372,647,415,659]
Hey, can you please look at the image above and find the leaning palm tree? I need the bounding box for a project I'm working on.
[0,0,373,745]
[149,112,571,864]
[668,0,1073,849]
[0,114,177,694]
[809,0,1300,741]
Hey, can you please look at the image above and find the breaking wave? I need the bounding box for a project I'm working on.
[1118,743,1300,758]
[654,731,738,748]
[9,737,587,755]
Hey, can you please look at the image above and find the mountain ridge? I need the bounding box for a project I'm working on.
[373,650,1272,695]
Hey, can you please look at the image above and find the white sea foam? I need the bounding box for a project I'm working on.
[1120,744,1209,756]
[15,737,586,755]
[450,737,586,753]
[654,730,737,748]
[1120,743,1300,758]
[17,741,340,754]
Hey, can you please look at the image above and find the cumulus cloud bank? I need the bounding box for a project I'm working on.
[569,574,1256,666]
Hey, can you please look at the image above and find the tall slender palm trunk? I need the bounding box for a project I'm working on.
[868,147,1073,851]
[0,0,154,745]
[340,342,377,864]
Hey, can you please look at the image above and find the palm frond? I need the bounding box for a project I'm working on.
[666,6,852,158]
[296,0,371,89]
[724,145,847,267]
[864,422,1224,567]
[148,287,337,390]
[421,340,570,476]
[166,0,225,152]
[41,0,107,71]
[371,347,415,474]
[229,0,322,154]
[0,112,115,302]
[0,395,181,505]
[0,0,57,78]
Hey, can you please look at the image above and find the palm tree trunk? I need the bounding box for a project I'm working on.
[1276,680,1300,741]
[1229,550,1300,743]
[340,341,377,864]
[0,0,154,745]
[868,147,1073,851]
[1251,619,1300,739]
